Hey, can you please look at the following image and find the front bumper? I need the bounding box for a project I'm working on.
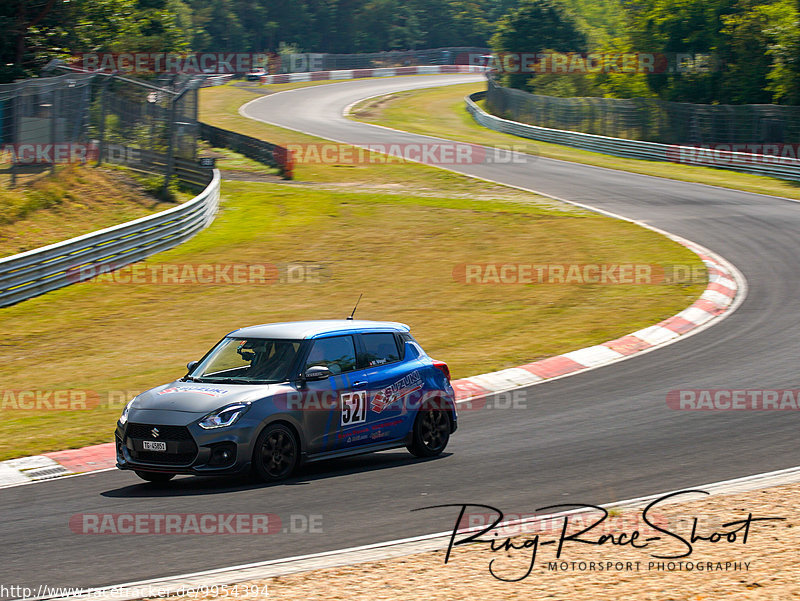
[115,419,256,475]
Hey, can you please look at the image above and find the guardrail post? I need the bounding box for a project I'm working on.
[163,82,200,197]
[163,96,178,196]
[10,91,20,188]
[96,74,116,167]
[50,88,59,175]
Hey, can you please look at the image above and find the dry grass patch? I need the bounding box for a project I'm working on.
[0,165,172,257]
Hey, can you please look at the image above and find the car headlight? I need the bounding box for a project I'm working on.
[198,403,250,429]
[119,400,134,425]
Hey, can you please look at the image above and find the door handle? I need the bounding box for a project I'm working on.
[353,381,366,387]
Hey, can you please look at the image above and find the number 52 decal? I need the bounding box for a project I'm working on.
[341,390,367,426]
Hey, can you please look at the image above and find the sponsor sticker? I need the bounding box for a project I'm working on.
[371,371,424,413]
[157,386,231,398]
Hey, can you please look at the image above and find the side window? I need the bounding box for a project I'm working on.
[362,333,401,367]
[304,336,357,375]
[397,332,417,359]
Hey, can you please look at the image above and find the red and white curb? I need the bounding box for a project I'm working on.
[0,443,116,487]
[451,238,743,403]
[260,64,486,85]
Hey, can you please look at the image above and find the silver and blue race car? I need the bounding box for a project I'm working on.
[115,320,457,483]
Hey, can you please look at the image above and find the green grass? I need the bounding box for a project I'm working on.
[350,82,800,201]
[198,143,281,176]
[0,80,705,460]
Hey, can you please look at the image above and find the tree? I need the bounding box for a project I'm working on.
[491,0,588,89]
[761,0,800,104]
[1,0,64,81]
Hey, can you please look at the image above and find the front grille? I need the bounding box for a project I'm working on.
[125,423,197,466]
[127,423,194,441]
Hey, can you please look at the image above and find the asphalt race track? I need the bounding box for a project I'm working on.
[2,74,799,597]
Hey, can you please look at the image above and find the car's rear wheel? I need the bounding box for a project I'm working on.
[407,399,451,457]
[134,470,175,483]
[252,423,299,482]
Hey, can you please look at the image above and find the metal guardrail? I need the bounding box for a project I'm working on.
[199,74,234,87]
[0,169,221,308]
[466,91,800,182]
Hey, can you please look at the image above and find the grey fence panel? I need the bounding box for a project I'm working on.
[466,91,800,182]
[485,78,800,145]
[101,145,214,188]
[199,122,290,176]
[0,170,221,307]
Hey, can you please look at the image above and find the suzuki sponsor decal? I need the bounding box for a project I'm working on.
[157,386,232,398]
[371,370,424,413]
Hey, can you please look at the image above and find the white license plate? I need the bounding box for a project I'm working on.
[143,441,167,452]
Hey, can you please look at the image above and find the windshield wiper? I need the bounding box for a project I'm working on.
[193,377,258,384]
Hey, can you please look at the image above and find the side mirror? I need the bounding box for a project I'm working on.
[304,365,333,381]
[186,360,199,372]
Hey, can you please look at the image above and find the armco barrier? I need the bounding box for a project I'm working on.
[261,64,486,84]
[466,91,800,182]
[199,74,234,87]
[0,170,221,308]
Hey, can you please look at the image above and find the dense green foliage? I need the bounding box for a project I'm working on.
[492,0,800,104]
[2,0,798,104]
[1,0,511,82]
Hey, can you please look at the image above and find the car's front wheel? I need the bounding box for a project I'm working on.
[407,399,451,458]
[252,423,299,482]
[134,470,175,483]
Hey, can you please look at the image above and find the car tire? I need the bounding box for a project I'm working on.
[134,470,175,483]
[407,398,451,458]
[252,423,299,482]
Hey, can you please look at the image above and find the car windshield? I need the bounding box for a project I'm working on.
[187,337,301,384]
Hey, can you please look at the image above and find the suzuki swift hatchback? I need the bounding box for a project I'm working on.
[116,320,457,483]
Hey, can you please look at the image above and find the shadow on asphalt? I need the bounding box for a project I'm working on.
[100,451,452,498]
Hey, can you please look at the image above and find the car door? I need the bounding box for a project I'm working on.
[298,334,369,453]
[357,332,422,446]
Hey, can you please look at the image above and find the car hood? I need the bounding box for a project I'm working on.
[131,381,280,414]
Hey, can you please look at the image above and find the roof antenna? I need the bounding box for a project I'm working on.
[346,293,363,320]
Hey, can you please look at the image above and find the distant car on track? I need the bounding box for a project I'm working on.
[116,320,457,483]
[245,67,266,81]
